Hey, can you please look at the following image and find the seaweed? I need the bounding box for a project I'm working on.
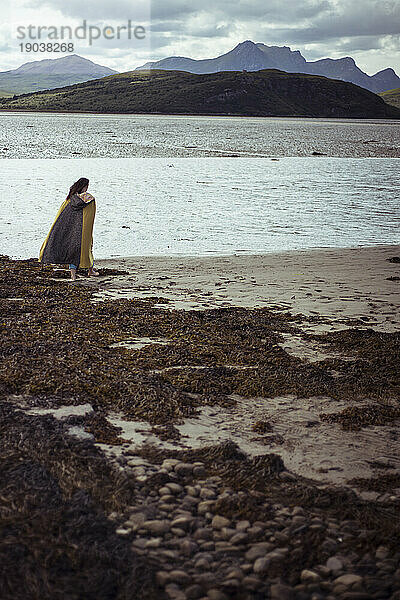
[84,412,127,444]
[320,403,400,431]
[0,403,162,600]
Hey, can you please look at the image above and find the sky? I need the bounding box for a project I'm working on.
[1,0,399,75]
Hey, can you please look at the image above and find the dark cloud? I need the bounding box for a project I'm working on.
[22,0,400,71]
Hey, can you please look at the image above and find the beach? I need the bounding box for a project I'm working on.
[91,244,400,330]
[81,244,400,490]
[2,244,399,598]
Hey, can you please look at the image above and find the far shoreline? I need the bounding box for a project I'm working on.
[0,108,400,123]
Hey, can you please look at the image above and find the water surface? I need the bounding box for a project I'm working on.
[0,112,399,158]
[1,157,398,259]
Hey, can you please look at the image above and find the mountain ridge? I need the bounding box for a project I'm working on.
[1,68,399,119]
[0,54,117,95]
[136,40,400,94]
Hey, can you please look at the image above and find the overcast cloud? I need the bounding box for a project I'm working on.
[0,0,398,75]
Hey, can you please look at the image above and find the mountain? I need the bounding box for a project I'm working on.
[1,68,399,119]
[380,87,400,109]
[136,40,400,94]
[0,55,117,95]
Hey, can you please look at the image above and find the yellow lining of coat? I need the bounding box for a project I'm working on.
[80,200,96,268]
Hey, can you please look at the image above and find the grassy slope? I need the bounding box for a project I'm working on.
[379,87,400,109]
[1,68,399,118]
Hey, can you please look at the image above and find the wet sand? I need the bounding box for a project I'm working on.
[89,244,400,331]
[75,244,400,497]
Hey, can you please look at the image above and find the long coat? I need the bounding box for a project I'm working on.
[39,192,96,268]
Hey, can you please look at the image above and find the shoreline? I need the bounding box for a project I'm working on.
[1,108,400,123]
[88,243,400,331]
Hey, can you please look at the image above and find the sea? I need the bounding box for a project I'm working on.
[0,112,399,259]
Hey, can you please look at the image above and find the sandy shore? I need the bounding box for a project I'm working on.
[76,244,400,494]
[90,244,400,331]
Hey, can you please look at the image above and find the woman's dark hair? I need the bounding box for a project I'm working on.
[67,177,89,199]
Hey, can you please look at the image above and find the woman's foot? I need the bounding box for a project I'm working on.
[88,267,99,277]
[70,269,77,281]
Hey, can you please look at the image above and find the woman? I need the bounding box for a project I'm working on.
[39,177,99,281]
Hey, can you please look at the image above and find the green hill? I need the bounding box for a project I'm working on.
[379,87,400,109]
[1,68,399,119]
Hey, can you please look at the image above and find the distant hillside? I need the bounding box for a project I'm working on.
[380,87,400,109]
[136,40,400,94]
[0,55,117,95]
[1,68,399,119]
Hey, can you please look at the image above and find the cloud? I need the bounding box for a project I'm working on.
[1,0,399,74]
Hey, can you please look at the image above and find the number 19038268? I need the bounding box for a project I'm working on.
[19,43,74,52]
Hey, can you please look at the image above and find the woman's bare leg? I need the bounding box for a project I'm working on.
[70,267,77,281]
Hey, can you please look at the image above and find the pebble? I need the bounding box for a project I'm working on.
[166,482,184,494]
[156,571,170,586]
[375,545,390,560]
[253,557,270,574]
[132,466,146,476]
[236,520,250,530]
[145,537,162,548]
[270,583,296,600]
[115,527,131,536]
[162,459,181,470]
[200,488,217,500]
[301,570,322,583]
[181,540,198,556]
[225,568,243,580]
[171,516,194,530]
[197,501,215,515]
[230,532,248,545]
[165,583,186,600]
[207,589,229,600]
[142,519,170,534]
[211,515,230,529]
[169,570,192,585]
[171,528,186,537]
[185,584,204,599]
[246,525,264,539]
[326,556,344,572]
[183,495,200,508]
[195,558,211,570]
[245,542,273,561]
[242,575,262,590]
[175,462,195,476]
[333,574,363,587]
[194,528,213,541]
